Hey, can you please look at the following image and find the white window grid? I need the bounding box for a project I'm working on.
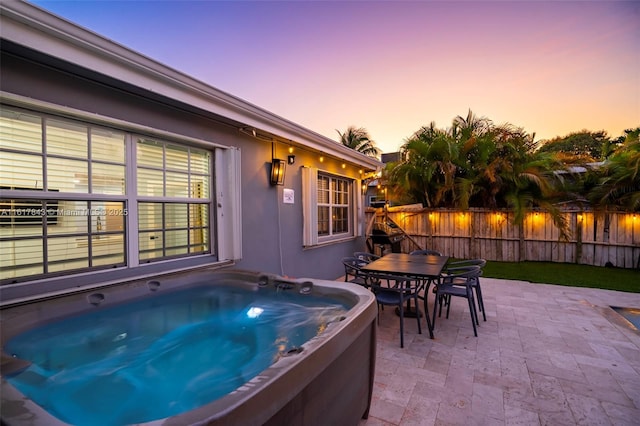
[317,173,351,239]
[0,105,214,283]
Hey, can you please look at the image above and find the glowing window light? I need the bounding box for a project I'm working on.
[247,306,264,318]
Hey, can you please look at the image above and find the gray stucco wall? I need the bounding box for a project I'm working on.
[0,45,366,282]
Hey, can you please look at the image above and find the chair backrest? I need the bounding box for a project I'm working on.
[353,251,381,263]
[342,256,365,270]
[410,249,443,256]
[447,258,486,268]
[442,265,482,284]
[366,272,416,293]
[342,256,371,276]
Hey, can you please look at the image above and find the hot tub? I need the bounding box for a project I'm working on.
[0,269,378,425]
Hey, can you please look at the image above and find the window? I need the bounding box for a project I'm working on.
[302,167,361,247]
[0,105,216,284]
[136,139,211,262]
[317,174,350,237]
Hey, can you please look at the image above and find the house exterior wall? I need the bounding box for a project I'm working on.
[0,42,369,286]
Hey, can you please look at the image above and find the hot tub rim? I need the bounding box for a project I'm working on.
[1,270,377,426]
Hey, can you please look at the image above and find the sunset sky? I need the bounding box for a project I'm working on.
[30,0,639,154]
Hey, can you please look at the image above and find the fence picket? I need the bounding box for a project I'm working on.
[367,207,640,269]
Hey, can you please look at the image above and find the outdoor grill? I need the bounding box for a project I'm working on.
[368,220,405,254]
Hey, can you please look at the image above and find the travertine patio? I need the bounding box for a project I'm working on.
[357,277,640,425]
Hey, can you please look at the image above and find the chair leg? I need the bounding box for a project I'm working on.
[472,293,480,325]
[475,284,486,321]
[466,294,478,337]
[432,292,439,332]
[443,294,453,318]
[423,289,434,339]
[414,295,422,335]
[399,303,404,348]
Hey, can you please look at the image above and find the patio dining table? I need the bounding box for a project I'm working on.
[361,253,449,339]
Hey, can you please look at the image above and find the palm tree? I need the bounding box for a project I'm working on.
[589,128,640,211]
[465,122,568,235]
[387,123,459,207]
[336,126,381,158]
[386,111,570,236]
[451,109,493,143]
[449,112,498,210]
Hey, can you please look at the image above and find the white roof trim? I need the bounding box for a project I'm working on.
[0,1,381,170]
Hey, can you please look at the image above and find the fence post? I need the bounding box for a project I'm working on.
[427,211,433,249]
[470,211,477,259]
[576,213,583,264]
[518,221,525,262]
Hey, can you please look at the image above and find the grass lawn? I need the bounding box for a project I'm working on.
[483,261,640,293]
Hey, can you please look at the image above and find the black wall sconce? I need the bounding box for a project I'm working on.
[287,154,296,165]
[270,158,285,185]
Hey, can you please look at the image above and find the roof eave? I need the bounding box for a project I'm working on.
[0,1,382,170]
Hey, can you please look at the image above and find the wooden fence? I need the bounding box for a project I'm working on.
[366,206,640,269]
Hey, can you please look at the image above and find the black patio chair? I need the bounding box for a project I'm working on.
[367,272,422,348]
[353,251,381,263]
[341,257,370,288]
[445,258,487,321]
[432,265,482,337]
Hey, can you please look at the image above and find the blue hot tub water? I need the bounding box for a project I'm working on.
[4,284,351,426]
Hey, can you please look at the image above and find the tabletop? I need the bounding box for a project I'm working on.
[361,253,449,278]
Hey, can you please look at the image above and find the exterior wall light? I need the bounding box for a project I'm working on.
[288,154,296,165]
[270,159,285,185]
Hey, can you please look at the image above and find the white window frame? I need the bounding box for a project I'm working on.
[0,96,242,290]
[302,167,362,247]
[133,136,213,263]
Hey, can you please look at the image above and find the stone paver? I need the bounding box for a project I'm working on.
[358,278,640,426]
